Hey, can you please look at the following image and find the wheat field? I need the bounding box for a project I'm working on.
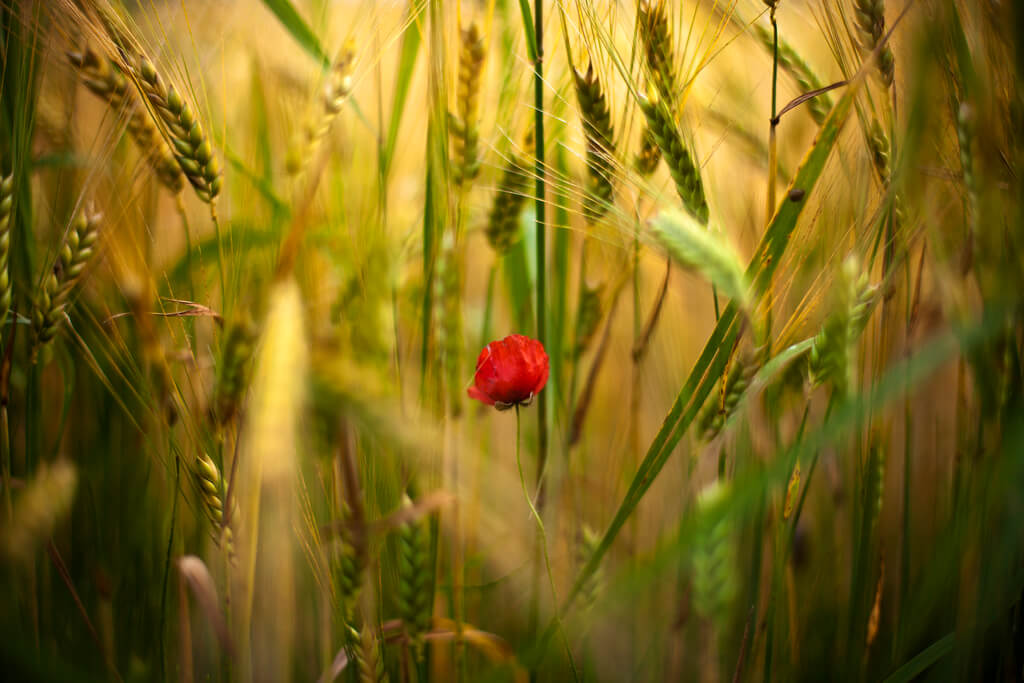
[0,0,1022,681]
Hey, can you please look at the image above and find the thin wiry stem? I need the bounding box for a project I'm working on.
[516,406,577,682]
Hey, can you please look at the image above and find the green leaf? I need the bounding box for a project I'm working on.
[258,0,329,68]
[383,0,428,176]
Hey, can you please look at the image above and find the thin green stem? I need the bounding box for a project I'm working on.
[516,406,578,682]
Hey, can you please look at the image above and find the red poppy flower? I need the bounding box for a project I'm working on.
[468,334,549,410]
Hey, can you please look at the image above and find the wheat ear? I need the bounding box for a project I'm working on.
[287,43,356,175]
[853,0,895,87]
[32,208,102,357]
[638,94,709,225]
[638,0,679,103]
[808,259,877,396]
[68,46,184,193]
[212,314,258,428]
[451,23,485,184]
[485,132,533,251]
[573,62,617,224]
[133,57,221,202]
[192,452,238,565]
[396,493,433,660]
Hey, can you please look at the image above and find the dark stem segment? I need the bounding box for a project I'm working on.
[533,0,548,504]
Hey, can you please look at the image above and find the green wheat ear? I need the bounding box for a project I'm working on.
[485,131,533,252]
[853,0,895,87]
[691,481,738,640]
[572,61,617,224]
[638,94,708,225]
[32,207,102,360]
[808,257,877,397]
[396,493,432,661]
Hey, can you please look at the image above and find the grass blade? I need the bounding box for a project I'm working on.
[258,0,330,68]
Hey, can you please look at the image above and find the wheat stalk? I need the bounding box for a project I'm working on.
[132,57,221,203]
[0,173,12,330]
[69,46,184,193]
[753,24,832,125]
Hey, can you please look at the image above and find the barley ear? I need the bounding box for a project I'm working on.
[0,173,12,330]
[134,57,222,202]
[650,209,748,309]
[436,233,464,416]
[753,24,832,124]
[697,349,760,442]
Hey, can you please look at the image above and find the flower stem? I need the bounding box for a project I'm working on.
[516,405,577,681]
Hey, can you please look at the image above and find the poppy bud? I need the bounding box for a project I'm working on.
[468,334,549,410]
